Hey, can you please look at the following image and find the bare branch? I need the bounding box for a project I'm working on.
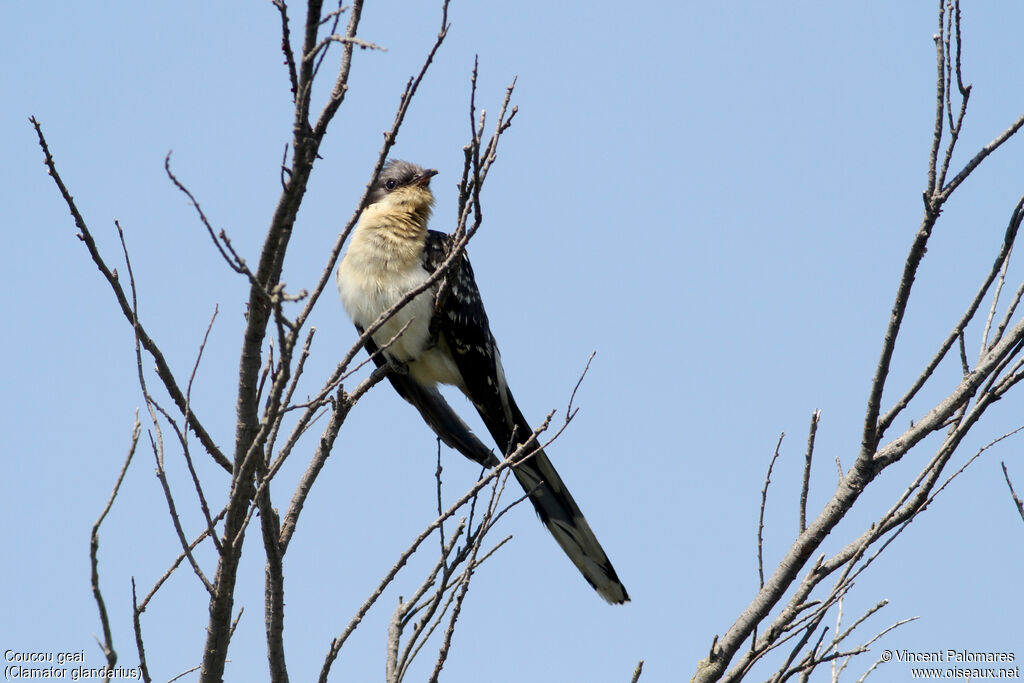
[166,665,202,683]
[271,0,298,99]
[139,508,228,611]
[29,117,230,472]
[35,2,527,681]
[566,351,596,422]
[925,8,945,197]
[277,386,350,552]
[424,464,523,682]
[131,579,153,683]
[1002,462,1024,524]
[200,0,381,666]
[389,520,468,681]
[941,110,1024,200]
[116,220,215,595]
[800,411,820,533]
[306,33,385,64]
[758,433,785,590]
[90,414,141,669]
[877,194,1022,436]
[427,526,485,683]
[259,482,288,683]
[312,1,347,80]
[147,428,214,594]
[319,410,568,683]
[436,441,447,557]
[265,327,317,458]
[183,306,223,554]
[987,197,1024,350]
[935,0,971,192]
[868,1,1023,451]
[724,416,1024,683]
[695,228,1024,683]
[165,153,260,286]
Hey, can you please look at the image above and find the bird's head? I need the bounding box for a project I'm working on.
[366,160,438,220]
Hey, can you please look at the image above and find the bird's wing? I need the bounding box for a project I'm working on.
[355,326,498,468]
[422,231,517,448]
[423,231,630,604]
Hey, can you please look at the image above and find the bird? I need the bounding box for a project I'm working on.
[336,159,629,604]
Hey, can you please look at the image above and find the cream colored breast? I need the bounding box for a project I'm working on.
[338,208,464,388]
[337,243,432,361]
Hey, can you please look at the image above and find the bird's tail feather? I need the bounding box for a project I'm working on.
[486,395,630,604]
[510,447,630,604]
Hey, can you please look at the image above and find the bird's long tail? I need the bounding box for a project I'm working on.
[484,394,630,604]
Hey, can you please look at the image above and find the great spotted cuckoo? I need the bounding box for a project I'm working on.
[336,160,628,604]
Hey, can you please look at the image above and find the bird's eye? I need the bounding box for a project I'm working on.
[384,178,398,191]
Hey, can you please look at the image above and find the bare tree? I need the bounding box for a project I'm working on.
[33,1,547,681]
[30,1,1024,682]
[691,2,1024,681]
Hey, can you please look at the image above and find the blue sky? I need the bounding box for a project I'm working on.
[4,2,1024,681]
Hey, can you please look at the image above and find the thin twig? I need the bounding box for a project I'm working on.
[131,579,152,683]
[90,414,141,669]
[306,34,385,64]
[758,434,785,589]
[936,0,971,193]
[436,439,446,559]
[941,110,1024,200]
[115,221,215,595]
[139,508,227,611]
[271,0,298,98]
[877,193,1023,441]
[312,2,347,79]
[166,665,202,683]
[428,463,508,683]
[265,326,317,462]
[30,117,229,472]
[182,306,223,553]
[979,200,1022,354]
[165,153,259,287]
[988,198,1024,350]
[1001,462,1024,524]
[319,412,567,683]
[800,411,820,534]
[566,351,596,422]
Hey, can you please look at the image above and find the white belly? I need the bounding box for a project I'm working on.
[337,250,465,390]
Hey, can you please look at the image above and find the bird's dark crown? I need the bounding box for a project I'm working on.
[367,159,438,206]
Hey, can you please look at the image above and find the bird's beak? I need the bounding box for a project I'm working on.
[414,169,439,186]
